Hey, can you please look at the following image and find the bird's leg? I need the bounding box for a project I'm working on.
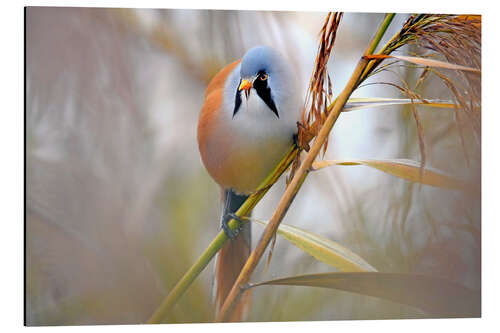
[293,133,299,148]
[221,191,243,240]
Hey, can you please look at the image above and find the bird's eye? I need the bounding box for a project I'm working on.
[259,73,268,81]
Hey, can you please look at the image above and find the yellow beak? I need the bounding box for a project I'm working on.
[238,79,252,92]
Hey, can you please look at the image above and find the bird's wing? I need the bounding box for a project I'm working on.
[198,59,240,190]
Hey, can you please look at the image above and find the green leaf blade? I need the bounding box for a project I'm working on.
[252,219,376,272]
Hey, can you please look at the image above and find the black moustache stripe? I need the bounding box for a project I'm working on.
[233,83,242,118]
[253,74,279,119]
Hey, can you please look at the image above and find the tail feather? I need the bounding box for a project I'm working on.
[215,189,251,322]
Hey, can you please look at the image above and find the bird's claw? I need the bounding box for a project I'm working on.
[295,122,312,152]
[221,213,243,240]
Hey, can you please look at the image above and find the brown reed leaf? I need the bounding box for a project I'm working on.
[250,272,480,317]
[364,54,480,73]
[311,159,475,192]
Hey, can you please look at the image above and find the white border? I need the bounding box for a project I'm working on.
[2,1,498,332]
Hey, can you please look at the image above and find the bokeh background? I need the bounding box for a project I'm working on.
[25,7,480,325]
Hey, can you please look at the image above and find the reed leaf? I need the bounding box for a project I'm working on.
[311,159,473,191]
[250,272,480,318]
[251,218,376,272]
[344,97,455,112]
[364,54,480,73]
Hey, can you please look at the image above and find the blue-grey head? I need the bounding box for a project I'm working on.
[233,46,297,119]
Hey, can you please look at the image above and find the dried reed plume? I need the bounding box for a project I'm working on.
[365,14,481,166]
[290,13,342,182]
[300,13,343,153]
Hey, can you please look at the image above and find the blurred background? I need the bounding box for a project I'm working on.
[25,7,480,325]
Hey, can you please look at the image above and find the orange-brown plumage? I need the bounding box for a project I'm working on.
[198,59,241,191]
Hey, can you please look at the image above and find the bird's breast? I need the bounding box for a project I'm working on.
[199,91,297,195]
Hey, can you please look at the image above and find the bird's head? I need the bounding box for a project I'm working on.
[233,46,297,119]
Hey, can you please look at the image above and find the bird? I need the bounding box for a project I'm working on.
[197,45,301,321]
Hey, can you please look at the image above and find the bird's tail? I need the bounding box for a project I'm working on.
[215,189,252,322]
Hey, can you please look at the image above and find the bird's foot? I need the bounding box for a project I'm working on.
[221,213,243,240]
[295,122,312,152]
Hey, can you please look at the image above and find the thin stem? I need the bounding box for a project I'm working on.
[215,13,396,322]
[357,13,397,86]
[367,14,396,55]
